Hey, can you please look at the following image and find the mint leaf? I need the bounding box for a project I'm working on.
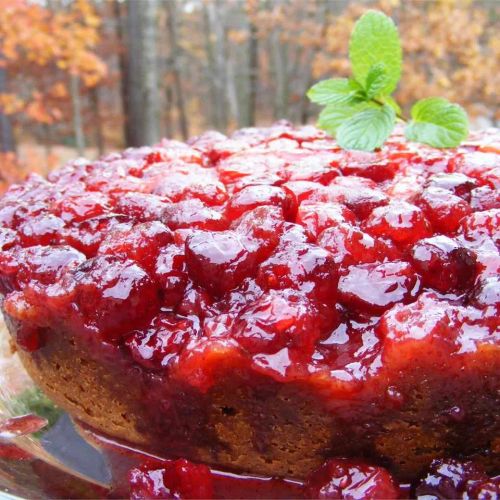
[336,104,396,151]
[317,101,377,136]
[349,10,402,95]
[307,78,364,106]
[405,97,469,148]
[380,95,402,116]
[365,63,388,98]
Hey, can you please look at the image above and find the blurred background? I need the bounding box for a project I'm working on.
[0,0,498,191]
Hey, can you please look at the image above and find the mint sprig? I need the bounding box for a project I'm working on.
[308,10,469,151]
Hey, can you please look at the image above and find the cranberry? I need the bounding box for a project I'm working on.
[154,245,188,308]
[338,261,420,314]
[113,192,170,222]
[318,223,400,269]
[151,168,227,206]
[470,186,500,211]
[126,313,198,370]
[469,276,500,312]
[129,459,213,500]
[461,209,500,247]
[217,151,286,186]
[297,202,356,239]
[232,289,326,355]
[100,221,173,273]
[306,459,399,499]
[0,227,18,251]
[378,293,466,369]
[341,150,400,182]
[176,283,213,318]
[234,206,284,259]
[64,214,133,256]
[227,184,297,221]
[185,230,259,296]
[284,151,341,184]
[425,172,477,200]
[256,240,338,302]
[161,199,228,231]
[0,245,85,293]
[17,213,65,246]
[415,458,499,500]
[451,150,499,183]
[51,192,110,223]
[410,236,477,293]
[328,178,389,219]
[416,187,472,234]
[69,256,160,340]
[363,200,432,247]
[214,277,263,316]
[283,180,329,204]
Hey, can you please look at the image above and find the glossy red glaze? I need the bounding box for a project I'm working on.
[0,125,498,498]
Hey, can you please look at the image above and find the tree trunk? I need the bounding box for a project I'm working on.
[70,73,85,156]
[0,67,15,153]
[203,0,229,132]
[299,0,332,124]
[90,87,104,156]
[247,3,258,127]
[125,0,161,146]
[113,0,130,146]
[165,1,188,140]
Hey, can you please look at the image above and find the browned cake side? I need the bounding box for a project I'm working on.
[10,323,499,482]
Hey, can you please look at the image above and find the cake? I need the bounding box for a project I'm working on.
[0,122,498,498]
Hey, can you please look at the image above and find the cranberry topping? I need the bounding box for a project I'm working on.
[68,256,160,340]
[425,172,477,200]
[100,221,173,273]
[114,192,170,222]
[297,202,356,239]
[185,230,259,296]
[232,289,330,356]
[161,199,228,231]
[338,261,420,314]
[154,245,188,308]
[410,236,477,293]
[318,223,399,269]
[126,313,199,370]
[416,187,472,234]
[415,458,499,500]
[51,192,110,223]
[0,124,497,392]
[226,184,297,221]
[64,214,133,256]
[363,200,432,247]
[306,459,399,499]
[129,459,213,499]
[256,239,338,302]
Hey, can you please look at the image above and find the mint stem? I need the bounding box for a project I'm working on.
[372,98,407,122]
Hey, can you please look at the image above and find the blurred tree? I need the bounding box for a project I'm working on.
[125,0,160,146]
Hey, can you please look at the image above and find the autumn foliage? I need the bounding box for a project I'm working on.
[0,0,105,124]
[0,0,498,193]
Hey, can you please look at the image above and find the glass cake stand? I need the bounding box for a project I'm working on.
[0,315,112,499]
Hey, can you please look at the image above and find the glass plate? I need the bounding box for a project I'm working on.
[0,314,111,499]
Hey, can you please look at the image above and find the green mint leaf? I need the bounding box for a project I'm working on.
[317,101,378,136]
[365,63,388,98]
[336,104,396,151]
[349,10,402,95]
[307,78,364,106]
[405,97,469,148]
